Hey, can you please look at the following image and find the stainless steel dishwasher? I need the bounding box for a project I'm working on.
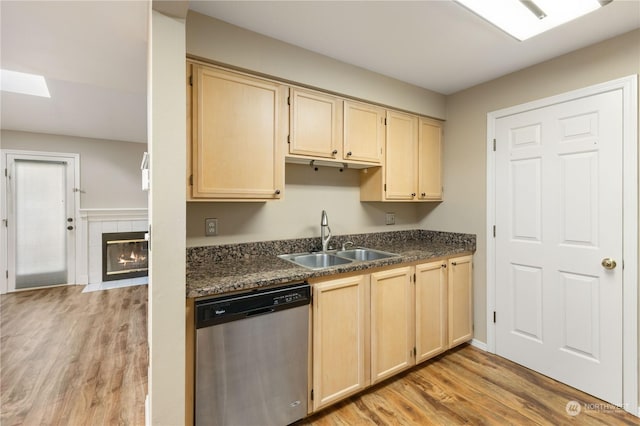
[195,282,311,426]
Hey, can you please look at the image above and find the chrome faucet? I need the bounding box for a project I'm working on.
[320,210,332,252]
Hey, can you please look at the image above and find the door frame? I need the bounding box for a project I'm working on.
[486,75,638,416]
[0,149,81,294]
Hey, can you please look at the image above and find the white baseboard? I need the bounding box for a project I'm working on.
[145,394,150,426]
[470,338,488,351]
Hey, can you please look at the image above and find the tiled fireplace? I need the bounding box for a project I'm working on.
[102,231,148,282]
[82,209,148,285]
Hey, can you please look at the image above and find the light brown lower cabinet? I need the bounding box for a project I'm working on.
[448,255,474,348]
[415,260,448,362]
[312,274,367,412]
[370,267,414,384]
[311,255,473,413]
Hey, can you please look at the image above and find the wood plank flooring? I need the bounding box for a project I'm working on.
[1,285,147,426]
[2,285,638,425]
[300,345,638,426]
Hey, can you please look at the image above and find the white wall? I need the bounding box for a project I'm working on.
[148,8,186,426]
[187,164,420,246]
[1,130,147,209]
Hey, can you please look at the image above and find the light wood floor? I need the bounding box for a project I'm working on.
[1,285,148,425]
[2,286,638,426]
[300,345,638,426]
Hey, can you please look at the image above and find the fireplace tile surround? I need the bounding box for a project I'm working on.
[79,209,148,285]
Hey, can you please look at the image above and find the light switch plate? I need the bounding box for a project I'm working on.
[385,212,396,225]
[205,218,218,236]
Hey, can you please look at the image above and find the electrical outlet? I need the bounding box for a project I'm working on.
[205,218,218,236]
[385,212,396,225]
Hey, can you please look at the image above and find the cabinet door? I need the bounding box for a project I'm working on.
[343,101,384,163]
[289,88,342,159]
[418,118,443,201]
[370,267,414,384]
[191,65,285,199]
[385,111,418,200]
[448,255,473,348]
[312,275,367,411]
[415,261,448,363]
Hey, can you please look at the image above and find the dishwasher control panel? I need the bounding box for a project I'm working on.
[195,282,310,328]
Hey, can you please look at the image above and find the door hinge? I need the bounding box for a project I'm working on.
[493,225,496,238]
[287,135,290,144]
[493,139,496,152]
[384,118,387,126]
[189,175,193,186]
[310,389,314,401]
[287,96,291,106]
[2,219,7,228]
[413,273,416,283]
[5,270,8,279]
[189,75,193,86]
[413,347,417,357]
[493,311,496,323]
[384,184,387,192]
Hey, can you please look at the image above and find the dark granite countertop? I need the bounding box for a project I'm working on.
[186,230,475,298]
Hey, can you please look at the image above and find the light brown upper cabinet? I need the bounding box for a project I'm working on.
[289,88,343,159]
[385,111,419,200]
[188,63,285,200]
[343,100,384,164]
[360,112,443,202]
[418,117,443,201]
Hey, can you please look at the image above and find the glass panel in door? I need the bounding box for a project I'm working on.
[14,159,68,288]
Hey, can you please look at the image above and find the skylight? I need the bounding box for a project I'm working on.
[456,0,606,41]
[0,69,51,98]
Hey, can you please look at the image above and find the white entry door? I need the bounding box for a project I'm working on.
[495,89,623,405]
[4,152,78,291]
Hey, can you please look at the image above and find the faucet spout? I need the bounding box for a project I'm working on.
[320,210,332,252]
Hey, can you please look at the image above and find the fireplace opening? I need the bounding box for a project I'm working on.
[102,232,148,282]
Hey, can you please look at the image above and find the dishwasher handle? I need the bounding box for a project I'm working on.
[246,307,275,317]
[196,282,310,328]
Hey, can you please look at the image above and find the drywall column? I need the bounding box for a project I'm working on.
[148,9,186,425]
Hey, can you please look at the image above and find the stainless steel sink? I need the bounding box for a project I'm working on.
[335,248,399,261]
[278,247,399,270]
[278,252,353,270]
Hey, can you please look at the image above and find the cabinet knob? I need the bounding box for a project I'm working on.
[442,264,447,268]
[411,193,416,197]
[274,189,281,195]
[346,151,352,156]
[67,225,74,230]
[331,149,338,155]
[421,192,426,197]
[451,262,457,266]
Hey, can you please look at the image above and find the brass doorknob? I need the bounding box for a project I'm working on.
[601,258,617,270]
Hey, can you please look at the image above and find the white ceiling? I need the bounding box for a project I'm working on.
[190,0,640,95]
[1,1,638,144]
[0,1,149,143]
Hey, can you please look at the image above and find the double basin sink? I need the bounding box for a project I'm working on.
[278,248,399,270]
